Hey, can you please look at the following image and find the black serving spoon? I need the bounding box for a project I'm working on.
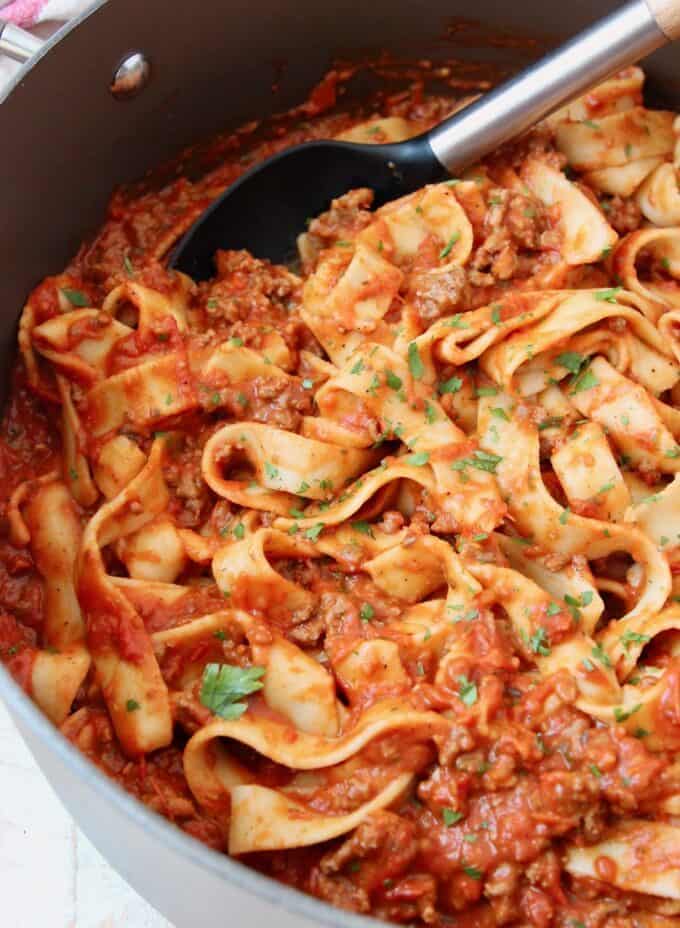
[170,0,679,278]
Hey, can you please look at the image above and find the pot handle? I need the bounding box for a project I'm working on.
[0,20,44,63]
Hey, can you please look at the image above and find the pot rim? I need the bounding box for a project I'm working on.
[0,5,390,926]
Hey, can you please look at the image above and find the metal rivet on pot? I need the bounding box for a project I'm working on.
[110,52,151,100]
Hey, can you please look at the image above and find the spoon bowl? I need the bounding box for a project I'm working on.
[170,0,679,277]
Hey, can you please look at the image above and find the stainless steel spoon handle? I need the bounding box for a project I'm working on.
[428,0,672,175]
[0,20,43,63]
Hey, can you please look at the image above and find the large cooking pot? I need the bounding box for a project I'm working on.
[0,2,677,925]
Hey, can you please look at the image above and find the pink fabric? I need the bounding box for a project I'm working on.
[1,0,47,27]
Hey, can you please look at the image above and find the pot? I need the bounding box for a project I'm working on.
[0,2,677,925]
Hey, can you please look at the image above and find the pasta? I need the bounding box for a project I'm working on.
[2,64,680,927]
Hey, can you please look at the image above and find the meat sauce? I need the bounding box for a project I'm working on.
[0,58,677,928]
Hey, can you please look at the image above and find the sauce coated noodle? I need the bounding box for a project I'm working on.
[2,66,680,928]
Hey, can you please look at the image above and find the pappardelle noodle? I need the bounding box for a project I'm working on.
[3,66,680,927]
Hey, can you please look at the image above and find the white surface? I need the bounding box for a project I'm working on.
[0,11,174,926]
[0,698,174,927]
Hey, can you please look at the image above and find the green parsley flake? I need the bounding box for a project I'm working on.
[61,288,88,307]
[490,407,509,421]
[304,523,325,542]
[594,287,621,304]
[591,643,612,668]
[352,520,374,537]
[233,523,245,540]
[385,369,402,391]
[442,808,463,826]
[438,376,462,395]
[570,366,599,394]
[621,630,650,650]
[556,351,586,374]
[264,461,279,481]
[408,342,424,379]
[200,663,265,720]
[406,451,430,467]
[125,699,141,712]
[439,231,461,259]
[360,603,374,621]
[529,626,551,656]
[614,703,641,723]
[451,449,503,475]
[457,675,478,706]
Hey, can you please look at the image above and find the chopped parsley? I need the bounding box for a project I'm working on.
[352,520,374,537]
[264,461,280,481]
[451,449,503,475]
[385,369,403,391]
[200,663,265,720]
[439,231,461,259]
[438,376,462,395]
[490,407,509,421]
[125,699,141,712]
[406,451,430,466]
[594,287,621,304]
[61,288,88,307]
[233,523,245,540]
[591,642,612,668]
[621,630,650,651]
[351,359,365,375]
[360,603,374,621]
[442,808,463,827]
[570,365,599,394]
[408,342,424,379]
[614,704,641,723]
[457,675,478,706]
[556,351,585,374]
[304,523,325,542]
[529,626,551,656]
[462,866,482,880]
